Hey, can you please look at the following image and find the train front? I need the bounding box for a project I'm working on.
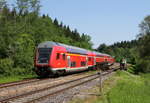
[34,42,55,77]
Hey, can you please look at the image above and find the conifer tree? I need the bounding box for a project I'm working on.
[59,21,63,27]
[54,18,59,26]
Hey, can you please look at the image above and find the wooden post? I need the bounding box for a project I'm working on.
[99,70,102,95]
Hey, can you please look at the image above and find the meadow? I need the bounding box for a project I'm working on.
[103,71,150,103]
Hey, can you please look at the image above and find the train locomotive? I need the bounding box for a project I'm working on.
[34,41,115,77]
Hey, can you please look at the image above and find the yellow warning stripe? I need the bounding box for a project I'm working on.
[66,53,86,57]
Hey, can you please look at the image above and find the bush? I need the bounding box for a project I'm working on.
[11,67,29,76]
[0,58,14,76]
[127,65,137,74]
[136,59,150,73]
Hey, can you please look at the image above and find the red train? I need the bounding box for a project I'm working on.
[34,41,115,77]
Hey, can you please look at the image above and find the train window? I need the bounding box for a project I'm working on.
[38,48,52,63]
[71,61,76,67]
[56,53,60,60]
[81,61,86,66]
[63,54,66,60]
[88,57,91,61]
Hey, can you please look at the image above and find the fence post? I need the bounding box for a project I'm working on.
[99,70,102,95]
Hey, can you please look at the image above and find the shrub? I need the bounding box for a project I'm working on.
[136,59,150,73]
[0,58,14,76]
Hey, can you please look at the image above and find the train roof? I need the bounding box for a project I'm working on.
[93,51,111,57]
[38,41,88,55]
[38,41,111,56]
[38,41,58,48]
[58,42,88,55]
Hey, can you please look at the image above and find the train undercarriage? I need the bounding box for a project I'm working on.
[35,62,113,78]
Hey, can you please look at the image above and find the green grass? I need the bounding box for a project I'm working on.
[69,71,150,103]
[97,71,150,103]
[0,74,37,84]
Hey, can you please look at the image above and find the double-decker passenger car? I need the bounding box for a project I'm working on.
[34,41,115,77]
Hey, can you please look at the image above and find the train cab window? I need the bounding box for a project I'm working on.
[63,54,66,60]
[56,53,60,60]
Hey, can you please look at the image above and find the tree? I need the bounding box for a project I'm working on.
[16,0,30,15]
[0,0,93,77]
[97,43,108,53]
[29,0,41,15]
[16,0,41,15]
[53,18,59,26]
[59,21,63,27]
[0,0,6,11]
[131,16,150,73]
[139,16,150,34]
[138,16,150,59]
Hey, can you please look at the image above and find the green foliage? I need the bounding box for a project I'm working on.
[97,41,138,63]
[97,18,150,73]
[127,65,137,74]
[137,16,150,73]
[0,0,7,9]
[0,1,93,77]
[136,59,150,73]
[13,34,34,73]
[0,58,14,76]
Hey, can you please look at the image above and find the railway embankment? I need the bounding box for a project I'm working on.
[69,71,150,103]
[0,69,116,103]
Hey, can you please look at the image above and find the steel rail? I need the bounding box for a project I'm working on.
[0,63,119,89]
[0,70,89,89]
[26,70,113,103]
[0,66,119,103]
[0,78,40,89]
[0,73,98,103]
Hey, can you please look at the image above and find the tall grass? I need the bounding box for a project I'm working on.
[106,71,150,103]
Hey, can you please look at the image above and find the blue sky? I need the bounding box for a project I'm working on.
[10,0,150,48]
[40,0,150,48]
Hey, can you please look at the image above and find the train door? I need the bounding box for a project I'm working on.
[86,56,88,67]
[67,56,71,68]
[94,57,96,65]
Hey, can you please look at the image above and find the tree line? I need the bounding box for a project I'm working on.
[0,0,149,77]
[0,0,93,77]
[97,16,150,73]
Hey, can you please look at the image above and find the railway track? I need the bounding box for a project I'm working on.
[0,70,89,89]
[0,71,98,102]
[26,70,114,103]
[0,68,117,103]
[0,78,40,89]
[0,63,119,89]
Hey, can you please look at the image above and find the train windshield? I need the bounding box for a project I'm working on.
[37,48,52,64]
